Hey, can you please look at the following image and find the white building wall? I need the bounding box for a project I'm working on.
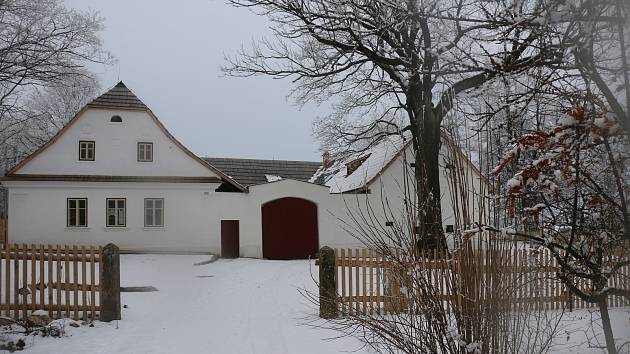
[4,181,220,253]
[363,144,485,228]
[213,180,366,258]
[4,148,485,257]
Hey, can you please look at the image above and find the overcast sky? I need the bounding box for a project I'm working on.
[63,0,323,162]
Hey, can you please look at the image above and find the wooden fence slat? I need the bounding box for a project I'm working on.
[31,244,36,310]
[368,249,374,315]
[394,248,401,312]
[340,248,346,313]
[48,244,53,317]
[355,248,360,314]
[98,246,103,314]
[361,248,367,315]
[434,249,440,311]
[624,263,629,306]
[334,248,338,309]
[73,245,79,320]
[623,264,630,306]
[548,250,554,310]
[543,249,549,311]
[13,244,18,319]
[39,245,45,308]
[65,245,70,318]
[348,248,353,315]
[81,246,87,320]
[516,249,522,313]
[22,243,28,318]
[56,245,62,318]
[4,245,9,317]
[614,250,619,305]
[375,252,381,315]
[90,246,96,320]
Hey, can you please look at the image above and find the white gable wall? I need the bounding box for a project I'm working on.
[15,108,216,177]
[368,143,486,247]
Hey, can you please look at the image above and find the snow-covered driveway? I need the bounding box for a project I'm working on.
[19,255,369,354]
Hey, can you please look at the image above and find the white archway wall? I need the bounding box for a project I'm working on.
[214,179,400,258]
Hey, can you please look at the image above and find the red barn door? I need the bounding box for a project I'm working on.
[262,197,318,260]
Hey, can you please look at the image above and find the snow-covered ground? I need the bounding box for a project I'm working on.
[4,255,630,353]
[551,308,630,354]
[13,255,369,354]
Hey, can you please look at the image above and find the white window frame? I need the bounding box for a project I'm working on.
[67,198,88,227]
[137,142,153,162]
[79,141,95,161]
[144,198,164,227]
[106,198,126,227]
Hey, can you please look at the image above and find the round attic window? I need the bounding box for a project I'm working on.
[110,115,123,123]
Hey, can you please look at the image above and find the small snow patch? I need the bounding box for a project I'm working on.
[265,174,283,182]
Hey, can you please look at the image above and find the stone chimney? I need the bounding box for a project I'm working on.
[322,151,332,169]
[345,154,371,176]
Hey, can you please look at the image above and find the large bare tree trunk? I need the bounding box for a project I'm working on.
[409,83,447,253]
[597,299,617,354]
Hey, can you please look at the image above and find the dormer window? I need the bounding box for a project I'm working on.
[79,141,95,161]
[137,142,153,162]
[110,115,123,123]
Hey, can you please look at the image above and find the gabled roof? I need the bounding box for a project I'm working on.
[88,81,148,110]
[314,134,410,193]
[202,157,321,187]
[5,81,248,192]
[313,132,486,194]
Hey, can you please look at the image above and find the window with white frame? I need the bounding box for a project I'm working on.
[79,141,95,161]
[106,198,126,227]
[67,198,88,227]
[144,198,163,227]
[137,142,153,162]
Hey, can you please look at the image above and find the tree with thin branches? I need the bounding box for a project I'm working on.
[224,0,565,251]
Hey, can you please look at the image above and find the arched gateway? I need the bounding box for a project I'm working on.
[261,197,319,260]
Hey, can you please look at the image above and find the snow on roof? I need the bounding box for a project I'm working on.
[317,134,409,193]
[265,174,283,182]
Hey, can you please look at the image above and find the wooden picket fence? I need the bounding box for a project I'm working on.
[0,244,103,320]
[330,246,630,315]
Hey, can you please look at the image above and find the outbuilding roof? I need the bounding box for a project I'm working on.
[313,134,410,193]
[88,81,148,110]
[202,157,322,187]
[311,132,486,194]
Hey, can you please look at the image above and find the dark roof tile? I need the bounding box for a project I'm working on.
[88,81,148,109]
[203,157,322,186]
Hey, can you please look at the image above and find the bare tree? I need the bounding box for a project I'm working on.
[224,0,563,251]
[0,70,100,172]
[0,0,110,173]
[562,0,630,135]
[491,97,630,354]
[306,135,565,353]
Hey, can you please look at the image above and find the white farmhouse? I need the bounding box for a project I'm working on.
[1,82,485,259]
